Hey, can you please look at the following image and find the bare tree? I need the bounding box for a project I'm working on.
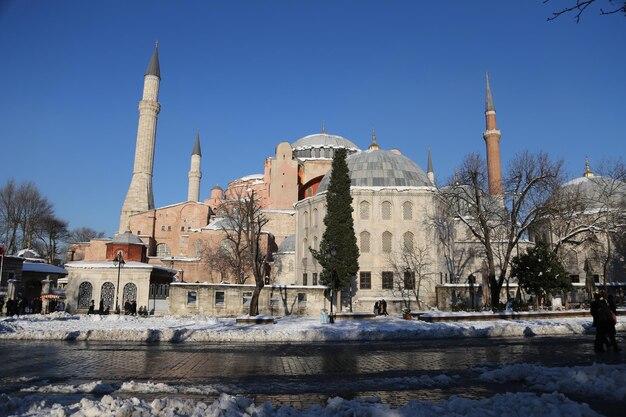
[204,188,270,315]
[0,179,54,253]
[386,242,433,310]
[544,0,626,22]
[34,214,69,264]
[67,227,106,243]
[441,152,562,310]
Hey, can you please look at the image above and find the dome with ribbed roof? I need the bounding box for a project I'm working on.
[291,133,360,160]
[317,149,432,192]
[561,176,626,209]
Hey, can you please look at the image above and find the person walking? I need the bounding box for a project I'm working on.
[591,293,615,352]
[606,295,621,352]
[99,299,104,315]
[381,299,389,316]
[373,301,380,315]
[88,300,95,315]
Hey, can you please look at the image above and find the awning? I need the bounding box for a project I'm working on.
[41,294,64,300]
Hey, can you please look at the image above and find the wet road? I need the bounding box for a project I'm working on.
[0,335,623,413]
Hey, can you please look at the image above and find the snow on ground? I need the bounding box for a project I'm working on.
[1,311,620,343]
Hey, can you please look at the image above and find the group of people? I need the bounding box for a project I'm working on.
[373,299,389,316]
[0,295,63,316]
[87,299,149,316]
[590,292,620,352]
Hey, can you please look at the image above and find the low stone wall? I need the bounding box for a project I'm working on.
[169,283,327,316]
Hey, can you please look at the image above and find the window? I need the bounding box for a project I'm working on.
[243,292,252,307]
[302,238,308,257]
[360,231,371,253]
[593,275,600,283]
[404,271,415,290]
[312,273,318,285]
[570,275,580,284]
[180,226,185,231]
[78,282,93,309]
[156,243,171,257]
[403,232,414,252]
[402,202,413,220]
[382,201,392,220]
[302,273,308,286]
[215,291,225,305]
[168,226,172,231]
[161,226,165,231]
[382,272,394,289]
[298,293,307,307]
[313,209,318,227]
[187,291,197,305]
[359,201,370,220]
[304,211,309,230]
[360,272,371,289]
[149,284,169,299]
[382,231,392,253]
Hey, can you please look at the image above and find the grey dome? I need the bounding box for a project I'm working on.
[561,176,626,209]
[112,230,144,245]
[317,149,432,192]
[276,234,296,253]
[291,133,360,152]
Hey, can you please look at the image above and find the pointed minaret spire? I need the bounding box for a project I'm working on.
[322,121,326,134]
[188,130,202,202]
[583,157,595,178]
[427,145,435,186]
[192,129,202,156]
[145,40,161,79]
[368,128,379,150]
[454,169,460,187]
[485,71,495,112]
[483,72,503,196]
[120,43,162,233]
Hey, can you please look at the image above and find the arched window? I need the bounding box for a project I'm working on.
[402,202,413,220]
[382,231,392,253]
[403,231,414,252]
[123,282,137,304]
[100,282,115,311]
[156,243,171,257]
[382,201,392,220]
[313,236,318,251]
[302,238,308,258]
[360,231,371,253]
[313,208,318,227]
[78,282,92,309]
[359,201,370,220]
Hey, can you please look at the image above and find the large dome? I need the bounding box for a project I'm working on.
[291,133,360,151]
[317,149,432,192]
[561,176,626,209]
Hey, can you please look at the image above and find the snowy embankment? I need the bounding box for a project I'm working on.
[1,363,624,416]
[1,311,618,343]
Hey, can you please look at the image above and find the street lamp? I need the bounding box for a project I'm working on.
[327,243,336,323]
[113,252,125,314]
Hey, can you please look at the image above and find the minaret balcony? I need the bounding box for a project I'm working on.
[482,129,501,138]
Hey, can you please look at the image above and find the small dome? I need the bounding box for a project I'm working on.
[317,149,432,192]
[291,133,360,154]
[276,235,296,253]
[112,230,144,245]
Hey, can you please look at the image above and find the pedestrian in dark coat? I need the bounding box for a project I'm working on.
[0,297,4,316]
[131,300,137,316]
[373,301,380,315]
[381,299,389,316]
[99,299,104,315]
[592,293,616,352]
[88,300,95,315]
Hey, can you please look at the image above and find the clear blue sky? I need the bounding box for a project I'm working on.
[1,1,624,237]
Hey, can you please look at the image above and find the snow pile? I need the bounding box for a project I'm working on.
[0,312,610,343]
[478,362,626,401]
[0,391,603,417]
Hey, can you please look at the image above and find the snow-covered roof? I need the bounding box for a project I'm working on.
[22,262,68,276]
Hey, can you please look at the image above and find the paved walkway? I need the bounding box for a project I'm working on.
[0,334,623,415]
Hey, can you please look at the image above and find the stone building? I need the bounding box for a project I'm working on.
[66,44,624,316]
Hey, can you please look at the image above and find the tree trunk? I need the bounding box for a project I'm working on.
[248,281,264,316]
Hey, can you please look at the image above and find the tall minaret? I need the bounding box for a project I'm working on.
[187,130,202,201]
[119,42,161,233]
[427,145,435,186]
[483,72,503,196]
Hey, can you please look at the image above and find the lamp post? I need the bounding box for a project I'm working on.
[327,243,336,323]
[113,252,125,314]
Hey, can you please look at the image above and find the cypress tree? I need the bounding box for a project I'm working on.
[311,148,359,292]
